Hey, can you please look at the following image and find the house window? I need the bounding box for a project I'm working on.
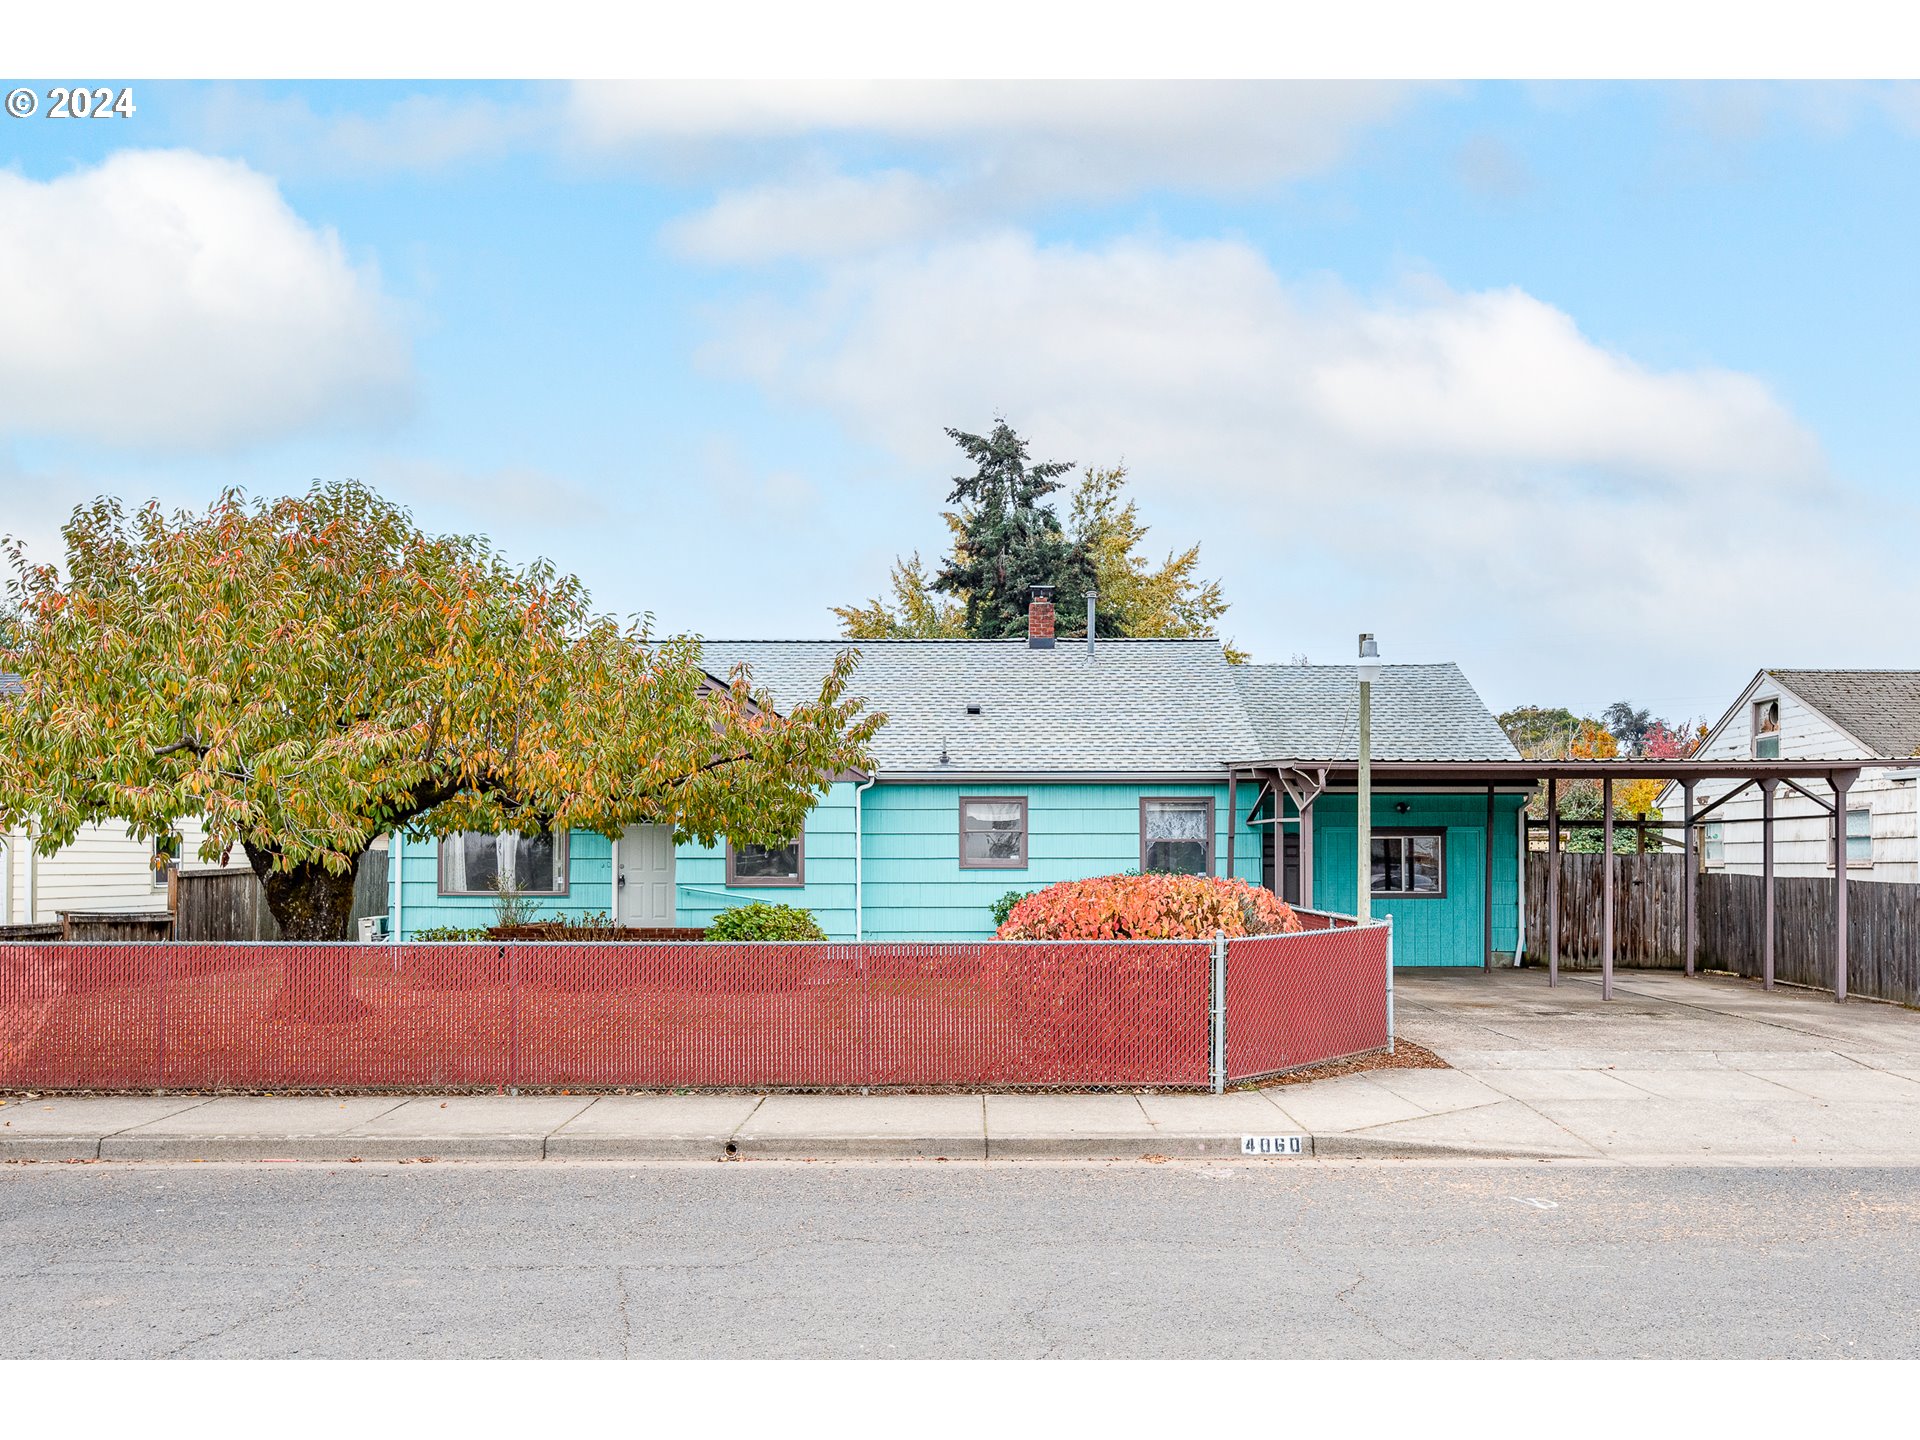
[151,832,181,888]
[726,836,804,887]
[1141,798,1212,875]
[438,831,568,895]
[1752,699,1781,760]
[1846,807,1872,868]
[1371,830,1445,897]
[1703,822,1725,868]
[960,796,1028,869]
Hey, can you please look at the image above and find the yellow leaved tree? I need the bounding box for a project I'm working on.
[1,482,881,943]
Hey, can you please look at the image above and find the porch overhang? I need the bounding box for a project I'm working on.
[1226,755,1910,1004]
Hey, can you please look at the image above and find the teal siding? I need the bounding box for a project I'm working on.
[378,781,1517,960]
[389,829,613,938]
[1305,792,1527,967]
[857,781,1261,942]
[675,782,859,939]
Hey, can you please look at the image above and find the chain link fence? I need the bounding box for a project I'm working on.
[1,927,1390,1092]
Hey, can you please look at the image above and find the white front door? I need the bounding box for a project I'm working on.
[617,824,676,927]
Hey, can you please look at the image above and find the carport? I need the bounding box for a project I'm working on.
[1240,758,1902,1003]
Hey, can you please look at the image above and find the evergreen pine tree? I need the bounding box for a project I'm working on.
[931,420,1113,640]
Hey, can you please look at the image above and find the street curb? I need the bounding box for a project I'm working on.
[988,1134,1247,1160]
[543,1134,731,1161]
[95,1134,548,1161]
[732,1134,988,1161]
[4,1130,1604,1164]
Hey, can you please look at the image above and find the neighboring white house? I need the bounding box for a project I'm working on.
[0,816,254,925]
[0,672,252,924]
[1658,669,1920,883]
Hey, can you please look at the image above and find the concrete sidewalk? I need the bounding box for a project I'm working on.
[6,970,1919,1165]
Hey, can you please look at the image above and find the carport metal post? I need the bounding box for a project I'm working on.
[1760,778,1777,991]
[1681,780,1696,977]
[1546,778,1560,988]
[1833,770,1855,1002]
[1601,776,1614,1001]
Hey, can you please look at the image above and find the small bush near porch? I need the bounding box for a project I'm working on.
[997,874,1301,940]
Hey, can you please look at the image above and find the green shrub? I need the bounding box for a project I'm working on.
[991,889,1035,928]
[705,902,828,942]
[411,924,489,941]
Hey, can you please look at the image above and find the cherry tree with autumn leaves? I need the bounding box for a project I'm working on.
[1,482,881,942]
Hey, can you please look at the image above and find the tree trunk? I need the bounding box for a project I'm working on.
[247,846,363,1023]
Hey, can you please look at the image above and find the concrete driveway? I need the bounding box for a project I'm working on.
[1341,967,1920,1161]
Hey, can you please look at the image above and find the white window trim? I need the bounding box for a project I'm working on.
[1845,807,1874,869]
[1703,822,1726,869]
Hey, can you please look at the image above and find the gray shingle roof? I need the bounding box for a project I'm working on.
[697,639,1260,775]
[1767,669,1920,758]
[698,642,1515,774]
[1233,663,1519,762]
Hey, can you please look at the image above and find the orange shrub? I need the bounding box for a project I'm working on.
[996,873,1302,940]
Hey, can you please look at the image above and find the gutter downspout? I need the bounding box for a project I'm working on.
[854,771,877,941]
[1,833,10,924]
[390,830,403,941]
[25,825,37,925]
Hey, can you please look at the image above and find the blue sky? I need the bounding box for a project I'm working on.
[3,79,1917,723]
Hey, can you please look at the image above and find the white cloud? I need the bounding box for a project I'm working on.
[580,81,1425,262]
[0,150,411,451]
[698,231,1915,701]
[189,87,556,177]
[663,169,957,264]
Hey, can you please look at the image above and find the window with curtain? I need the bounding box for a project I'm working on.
[1370,831,1445,897]
[1141,798,1211,875]
[1752,699,1781,759]
[727,837,803,886]
[960,797,1028,869]
[1703,822,1725,867]
[437,831,567,895]
[1846,807,1872,867]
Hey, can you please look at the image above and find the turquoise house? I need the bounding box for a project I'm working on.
[388,594,1526,965]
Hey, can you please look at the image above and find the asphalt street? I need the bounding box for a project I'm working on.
[5,1159,1919,1358]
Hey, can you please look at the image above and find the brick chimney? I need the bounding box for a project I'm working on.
[1027,585,1055,649]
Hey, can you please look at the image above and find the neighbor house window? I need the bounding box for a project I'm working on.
[151,832,181,888]
[1703,822,1725,868]
[438,831,568,895]
[1371,830,1445,897]
[1141,798,1212,875]
[726,836,804,887]
[1752,699,1781,760]
[1846,807,1872,868]
[960,796,1028,869]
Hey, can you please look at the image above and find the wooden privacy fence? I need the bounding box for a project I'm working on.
[1525,853,1920,1007]
[170,850,391,942]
